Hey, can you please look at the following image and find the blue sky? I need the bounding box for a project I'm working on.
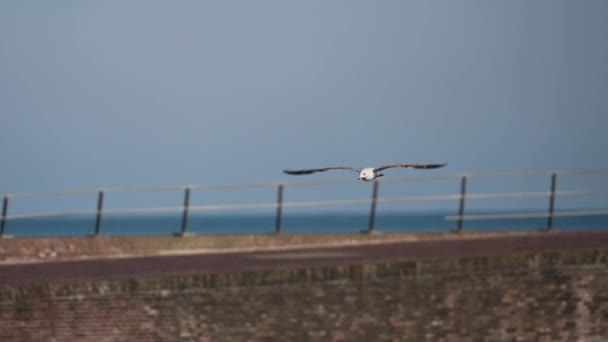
[1,1,608,213]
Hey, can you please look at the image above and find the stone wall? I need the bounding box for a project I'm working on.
[1,249,607,341]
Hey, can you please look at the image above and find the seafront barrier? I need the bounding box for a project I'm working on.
[3,169,608,238]
[1,232,607,341]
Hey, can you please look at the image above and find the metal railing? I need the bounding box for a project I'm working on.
[1,169,608,237]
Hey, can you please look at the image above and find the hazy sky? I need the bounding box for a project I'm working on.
[2,0,608,197]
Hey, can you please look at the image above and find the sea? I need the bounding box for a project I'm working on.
[3,211,608,238]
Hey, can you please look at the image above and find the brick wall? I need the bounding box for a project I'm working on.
[1,249,607,341]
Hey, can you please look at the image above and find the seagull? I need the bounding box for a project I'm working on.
[283,163,447,181]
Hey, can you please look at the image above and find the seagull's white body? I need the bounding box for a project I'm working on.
[358,168,378,181]
[284,163,446,181]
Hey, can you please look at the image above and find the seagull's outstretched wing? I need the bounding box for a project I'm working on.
[374,163,447,172]
[283,167,360,175]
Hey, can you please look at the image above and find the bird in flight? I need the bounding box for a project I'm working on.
[283,163,446,181]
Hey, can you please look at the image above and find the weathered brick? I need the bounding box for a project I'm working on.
[0,249,607,341]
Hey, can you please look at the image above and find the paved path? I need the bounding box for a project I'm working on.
[1,231,608,286]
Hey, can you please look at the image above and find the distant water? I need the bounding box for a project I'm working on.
[3,212,608,237]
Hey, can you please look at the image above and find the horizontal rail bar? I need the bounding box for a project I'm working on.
[554,189,608,197]
[104,182,285,193]
[102,207,185,215]
[446,209,608,221]
[5,189,101,199]
[192,200,369,211]
[5,188,608,221]
[454,169,608,179]
[9,186,606,202]
[8,206,608,222]
[549,169,608,177]
[5,208,186,220]
[4,169,608,198]
[372,174,462,184]
[461,189,608,200]
[7,210,99,220]
[2,183,284,198]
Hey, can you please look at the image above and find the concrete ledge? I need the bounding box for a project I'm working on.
[0,231,550,264]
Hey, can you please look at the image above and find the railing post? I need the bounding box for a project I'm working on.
[1,196,8,238]
[180,187,191,236]
[275,184,284,234]
[456,176,468,232]
[367,181,380,233]
[546,172,558,231]
[180,187,190,236]
[94,191,104,236]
